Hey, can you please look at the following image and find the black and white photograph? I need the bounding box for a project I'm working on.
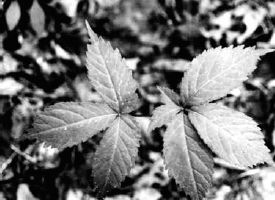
[1,0,275,199]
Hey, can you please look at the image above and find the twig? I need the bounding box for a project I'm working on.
[214,157,246,171]
[10,144,36,164]
[0,152,16,174]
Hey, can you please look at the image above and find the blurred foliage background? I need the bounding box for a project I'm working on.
[1,0,275,199]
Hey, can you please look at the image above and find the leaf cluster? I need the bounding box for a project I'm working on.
[149,46,273,199]
[24,23,273,199]
[25,22,142,196]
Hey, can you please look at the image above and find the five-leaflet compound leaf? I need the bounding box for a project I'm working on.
[25,22,142,196]
[24,23,273,200]
[149,46,272,200]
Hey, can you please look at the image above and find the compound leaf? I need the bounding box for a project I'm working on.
[181,46,272,106]
[93,115,140,194]
[26,102,117,150]
[164,113,213,200]
[189,104,272,168]
[86,22,140,113]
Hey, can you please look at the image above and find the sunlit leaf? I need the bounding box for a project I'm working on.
[164,113,213,200]
[26,102,117,149]
[181,46,272,106]
[86,22,140,113]
[6,0,21,30]
[189,104,272,167]
[93,115,140,194]
[29,0,45,35]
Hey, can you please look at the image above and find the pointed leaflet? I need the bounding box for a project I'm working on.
[164,113,213,200]
[26,102,117,150]
[6,0,21,30]
[188,104,272,168]
[158,86,180,105]
[29,0,45,35]
[86,22,140,113]
[181,46,272,106]
[148,87,181,132]
[93,115,140,194]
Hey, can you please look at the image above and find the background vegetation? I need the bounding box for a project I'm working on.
[1,0,275,199]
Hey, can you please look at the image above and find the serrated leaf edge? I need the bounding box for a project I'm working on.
[92,115,140,194]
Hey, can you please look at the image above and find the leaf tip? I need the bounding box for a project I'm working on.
[258,48,274,56]
[249,152,274,168]
[85,20,98,43]
[147,123,154,134]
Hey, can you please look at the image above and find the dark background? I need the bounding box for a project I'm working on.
[1,0,275,199]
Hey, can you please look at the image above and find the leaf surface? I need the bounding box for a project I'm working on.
[158,86,180,105]
[148,87,181,132]
[148,104,181,132]
[6,1,21,30]
[86,22,140,113]
[29,0,45,35]
[26,102,117,149]
[181,46,272,106]
[188,104,272,167]
[93,115,140,194]
[164,113,213,200]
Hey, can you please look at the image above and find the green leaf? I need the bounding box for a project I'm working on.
[86,22,140,113]
[6,0,21,30]
[93,115,140,194]
[188,104,272,168]
[180,46,272,106]
[26,102,117,150]
[164,113,213,200]
[148,87,181,132]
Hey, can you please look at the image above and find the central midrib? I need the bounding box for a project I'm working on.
[189,52,251,100]
[36,113,117,135]
[103,117,121,188]
[99,41,121,111]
